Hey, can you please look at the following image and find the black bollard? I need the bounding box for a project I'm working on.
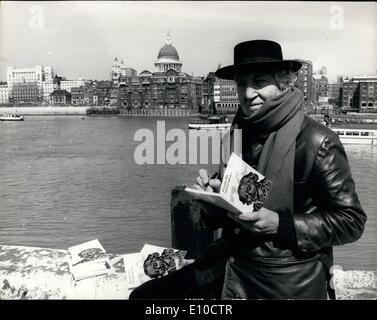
[171,186,215,259]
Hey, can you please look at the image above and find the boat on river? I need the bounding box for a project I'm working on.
[330,126,377,145]
[0,114,24,121]
[310,114,377,145]
[188,115,232,130]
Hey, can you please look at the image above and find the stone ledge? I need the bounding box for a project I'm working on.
[1,244,376,299]
[0,244,130,299]
[332,269,377,300]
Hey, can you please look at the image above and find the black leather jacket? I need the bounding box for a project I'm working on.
[197,115,367,298]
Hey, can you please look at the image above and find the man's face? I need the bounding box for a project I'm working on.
[235,71,281,117]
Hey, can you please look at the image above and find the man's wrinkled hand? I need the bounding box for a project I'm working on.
[227,207,279,235]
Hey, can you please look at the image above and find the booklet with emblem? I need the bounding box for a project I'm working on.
[67,239,114,281]
[123,244,192,290]
[185,152,272,215]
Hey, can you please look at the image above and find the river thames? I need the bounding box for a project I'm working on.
[0,115,376,271]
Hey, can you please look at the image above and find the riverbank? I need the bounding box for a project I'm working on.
[0,106,90,115]
[0,106,202,117]
[119,108,199,117]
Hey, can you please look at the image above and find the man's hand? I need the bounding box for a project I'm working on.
[192,169,221,193]
[228,208,279,235]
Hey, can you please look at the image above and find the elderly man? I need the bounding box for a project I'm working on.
[130,40,367,300]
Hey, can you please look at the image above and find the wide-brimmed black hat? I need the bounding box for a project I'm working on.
[215,40,302,80]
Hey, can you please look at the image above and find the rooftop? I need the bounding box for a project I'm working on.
[49,89,71,96]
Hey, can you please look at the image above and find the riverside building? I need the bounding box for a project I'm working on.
[0,85,9,104]
[12,82,39,104]
[7,66,54,103]
[117,33,203,110]
[213,77,239,114]
[327,82,342,107]
[341,75,377,113]
[49,89,71,105]
[313,74,328,103]
[111,58,137,86]
[43,79,86,103]
[60,79,86,93]
[295,60,314,106]
[42,81,55,102]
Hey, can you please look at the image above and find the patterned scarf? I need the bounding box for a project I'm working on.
[228,87,305,217]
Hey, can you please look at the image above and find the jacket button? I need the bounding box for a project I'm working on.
[229,256,235,263]
[234,227,240,235]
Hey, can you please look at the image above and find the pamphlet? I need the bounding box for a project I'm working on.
[67,239,114,281]
[123,252,149,290]
[185,152,271,215]
[123,244,191,290]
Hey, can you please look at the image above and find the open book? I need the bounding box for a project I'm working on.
[185,152,272,215]
[67,239,114,281]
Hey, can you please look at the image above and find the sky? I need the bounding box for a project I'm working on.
[0,1,376,82]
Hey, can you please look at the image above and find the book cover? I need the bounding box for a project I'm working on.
[123,244,192,290]
[67,239,114,281]
[185,152,272,215]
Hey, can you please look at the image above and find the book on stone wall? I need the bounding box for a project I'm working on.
[123,244,193,290]
[67,239,114,281]
[185,152,272,215]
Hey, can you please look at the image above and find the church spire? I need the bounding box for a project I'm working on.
[166,30,171,45]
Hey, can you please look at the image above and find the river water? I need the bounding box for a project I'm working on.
[0,116,376,271]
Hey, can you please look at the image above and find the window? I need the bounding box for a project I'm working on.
[361,132,369,136]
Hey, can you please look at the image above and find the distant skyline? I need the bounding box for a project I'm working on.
[0,1,376,82]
